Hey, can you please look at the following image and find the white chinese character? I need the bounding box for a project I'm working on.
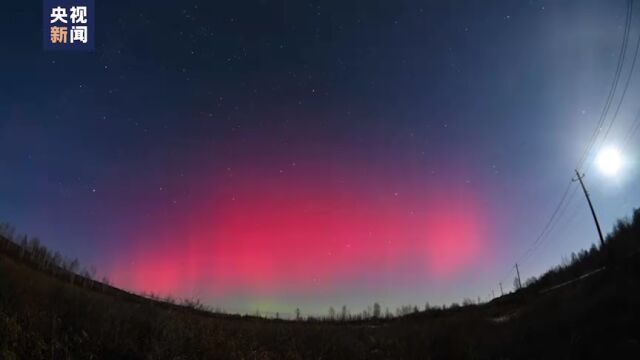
[70,6,87,24]
[50,6,68,24]
[70,26,88,43]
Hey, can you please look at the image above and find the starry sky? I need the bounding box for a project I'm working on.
[1,0,640,316]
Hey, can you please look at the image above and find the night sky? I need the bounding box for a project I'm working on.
[2,0,640,316]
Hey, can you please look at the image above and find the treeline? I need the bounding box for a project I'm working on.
[0,223,104,289]
[514,207,640,295]
[307,207,640,321]
[301,299,485,323]
[2,207,639,322]
[0,224,235,317]
[0,222,485,322]
[296,303,416,322]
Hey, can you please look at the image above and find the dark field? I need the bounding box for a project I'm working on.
[1,209,640,359]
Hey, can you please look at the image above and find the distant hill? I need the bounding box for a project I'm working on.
[1,209,639,359]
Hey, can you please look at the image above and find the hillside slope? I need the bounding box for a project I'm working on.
[1,210,640,359]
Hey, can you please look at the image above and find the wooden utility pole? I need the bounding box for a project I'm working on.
[499,282,503,296]
[515,263,522,290]
[573,170,605,248]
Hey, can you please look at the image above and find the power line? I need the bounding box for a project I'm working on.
[577,0,633,171]
[525,0,635,264]
[520,183,579,267]
[517,181,575,265]
[622,107,640,150]
[497,1,634,294]
[577,0,634,172]
[588,5,640,173]
[498,179,575,287]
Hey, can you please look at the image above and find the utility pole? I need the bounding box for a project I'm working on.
[499,282,503,296]
[515,263,522,290]
[573,170,605,248]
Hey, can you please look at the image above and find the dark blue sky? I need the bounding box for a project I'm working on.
[1,0,639,315]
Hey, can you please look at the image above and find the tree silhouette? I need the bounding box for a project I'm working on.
[328,306,336,320]
[373,302,381,318]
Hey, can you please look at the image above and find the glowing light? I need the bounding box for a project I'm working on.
[596,147,622,176]
[106,162,493,296]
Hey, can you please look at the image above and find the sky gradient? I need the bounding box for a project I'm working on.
[1,0,640,316]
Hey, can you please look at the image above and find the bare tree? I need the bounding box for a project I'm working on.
[524,276,538,288]
[340,305,348,321]
[69,258,79,273]
[395,305,414,317]
[328,306,336,320]
[68,259,79,284]
[373,302,381,318]
[0,222,15,240]
[19,235,28,259]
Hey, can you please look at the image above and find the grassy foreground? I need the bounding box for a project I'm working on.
[1,209,640,359]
